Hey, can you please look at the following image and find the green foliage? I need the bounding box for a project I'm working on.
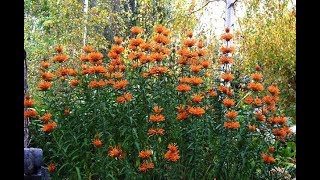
[26,26,295,178]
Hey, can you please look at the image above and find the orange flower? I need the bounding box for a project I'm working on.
[248,124,256,131]
[88,52,103,62]
[64,109,70,115]
[244,96,253,104]
[94,66,107,74]
[220,33,233,41]
[187,106,205,116]
[157,128,165,135]
[153,34,170,45]
[55,45,63,53]
[124,93,133,101]
[191,94,204,103]
[97,80,106,87]
[149,114,165,122]
[139,150,152,159]
[110,59,123,65]
[139,54,149,64]
[272,126,291,138]
[83,45,95,53]
[176,111,188,120]
[176,83,191,93]
[150,53,165,62]
[40,113,52,123]
[262,153,275,163]
[117,96,126,104]
[269,146,275,153]
[69,79,79,87]
[47,163,56,172]
[92,139,103,147]
[218,85,229,93]
[113,80,129,90]
[253,97,263,106]
[207,90,217,97]
[52,54,68,63]
[89,80,98,88]
[225,111,238,119]
[248,82,264,91]
[55,68,69,76]
[255,65,262,71]
[164,143,180,162]
[129,38,144,47]
[110,45,124,54]
[24,109,38,118]
[150,66,168,75]
[38,81,52,91]
[269,116,287,124]
[255,112,266,121]
[183,39,196,47]
[24,99,34,107]
[261,95,273,105]
[220,46,235,54]
[119,64,126,71]
[201,60,211,68]
[198,49,207,56]
[178,77,189,83]
[224,121,240,129]
[221,73,234,82]
[153,106,163,114]
[251,73,263,81]
[42,122,57,133]
[139,161,154,172]
[107,51,120,59]
[68,69,77,76]
[154,25,167,34]
[138,162,148,172]
[168,143,178,152]
[148,129,157,136]
[130,26,143,35]
[188,76,203,86]
[148,128,165,136]
[219,56,233,64]
[128,52,138,60]
[140,43,152,51]
[190,65,202,73]
[222,98,235,108]
[108,146,123,158]
[40,61,50,69]
[40,71,55,81]
[227,89,234,96]
[268,83,280,95]
[113,36,122,44]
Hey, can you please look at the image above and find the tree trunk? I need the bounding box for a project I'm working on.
[225,0,235,44]
[83,0,89,46]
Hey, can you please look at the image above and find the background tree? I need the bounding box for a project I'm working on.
[236,0,296,120]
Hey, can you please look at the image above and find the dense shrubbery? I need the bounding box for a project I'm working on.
[25,25,295,179]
